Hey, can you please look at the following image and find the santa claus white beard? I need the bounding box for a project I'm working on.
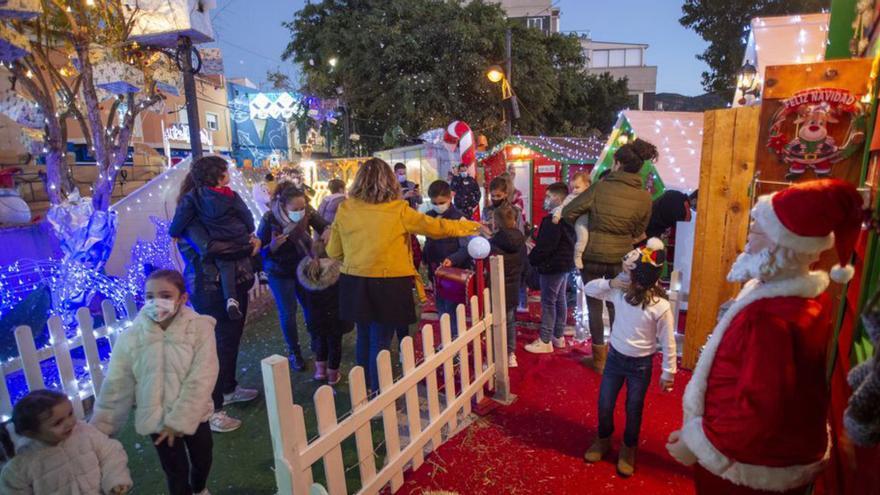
[727,248,775,283]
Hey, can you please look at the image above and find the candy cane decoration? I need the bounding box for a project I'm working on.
[443,120,476,168]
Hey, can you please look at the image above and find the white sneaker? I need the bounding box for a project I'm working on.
[223,385,259,406]
[524,338,553,354]
[552,336,567,349]
[508,353,518,368]
[209,411,242,433]
[196,490,211,495]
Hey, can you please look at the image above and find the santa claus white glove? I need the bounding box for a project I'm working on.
[666,430,697,466]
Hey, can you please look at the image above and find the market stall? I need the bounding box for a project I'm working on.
[480,135,603,226]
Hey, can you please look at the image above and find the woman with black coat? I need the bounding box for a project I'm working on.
[256,182,328,371]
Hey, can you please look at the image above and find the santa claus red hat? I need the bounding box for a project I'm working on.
[752,178,864,284]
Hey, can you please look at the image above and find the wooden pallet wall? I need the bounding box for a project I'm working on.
[683,106,760,369]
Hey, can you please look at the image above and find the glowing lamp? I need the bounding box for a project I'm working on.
[486,65,505,83]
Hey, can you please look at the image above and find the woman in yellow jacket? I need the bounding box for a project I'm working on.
[328,158,481,391]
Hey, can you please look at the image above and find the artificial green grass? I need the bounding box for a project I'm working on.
[117,297,398,494]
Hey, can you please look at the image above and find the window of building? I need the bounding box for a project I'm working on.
[527,17,544,31]
[629,93,642,110]
[206,112,219,131]
[591,50,609,68]
[608,49,625,67]
[625,48,642,66]
[178,105,188,125]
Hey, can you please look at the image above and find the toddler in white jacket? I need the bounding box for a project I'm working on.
[0,389,132,494]
[552,172,591,269]
[91,269,219,495]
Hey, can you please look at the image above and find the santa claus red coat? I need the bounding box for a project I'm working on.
[680,272,833,493]
[677,179,865,494]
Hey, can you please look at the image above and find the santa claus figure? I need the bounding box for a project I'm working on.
[666,179,864,494]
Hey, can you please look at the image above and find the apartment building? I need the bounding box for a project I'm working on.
[496,0,560,34]
[582,39,657,110]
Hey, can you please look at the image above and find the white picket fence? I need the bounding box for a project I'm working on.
[2,298,136,422]
[262,255,514,495]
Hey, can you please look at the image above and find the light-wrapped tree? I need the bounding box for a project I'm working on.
[0,0,172,267]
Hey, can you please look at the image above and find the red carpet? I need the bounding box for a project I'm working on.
[400,324,696,495]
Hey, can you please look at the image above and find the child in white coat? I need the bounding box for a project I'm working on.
[91,269,219,495]
[0,389,132,494]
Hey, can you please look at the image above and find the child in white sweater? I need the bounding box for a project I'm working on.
[581,238,676,478]
[91,269,219,495]
[0,389,132,494]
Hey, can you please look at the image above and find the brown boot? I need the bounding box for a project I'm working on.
[617,444,636,477]
[581,344,608,375]
[583,437,611,463]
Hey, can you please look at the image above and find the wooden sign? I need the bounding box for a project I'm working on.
[756,58,872,196]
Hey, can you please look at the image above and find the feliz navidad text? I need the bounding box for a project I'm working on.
[783,88,858,111]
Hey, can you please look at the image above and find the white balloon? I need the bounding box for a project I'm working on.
[468,236,491,260]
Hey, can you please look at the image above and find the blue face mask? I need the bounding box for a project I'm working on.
[288,210,305,223]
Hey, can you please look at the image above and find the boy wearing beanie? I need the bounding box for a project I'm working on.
[582,238,677,477]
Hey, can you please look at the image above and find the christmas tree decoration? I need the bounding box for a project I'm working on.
[0,0,42,20]
[123,0,215,48]
[0,23,29,62]
[592,111,703,198]
[767,88,866,180]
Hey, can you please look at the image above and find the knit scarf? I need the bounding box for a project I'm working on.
[272,198,312,256]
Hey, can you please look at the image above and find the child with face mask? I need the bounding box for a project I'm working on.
[482,176,524,234]
[525,182,576,354]
[91,270,219,495]
[1,390,132,494]
[423,180,473,334]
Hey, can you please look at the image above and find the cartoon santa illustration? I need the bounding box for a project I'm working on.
[782,103,841,179]
[667,179,864,494]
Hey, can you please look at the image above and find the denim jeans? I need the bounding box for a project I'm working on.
[356,322,398,392]
[581,262,622,345]
[435,296,460,338]
[597,346,654,447]
[539,272,568,343]
[506,307,516,353]
[267,275,303,355]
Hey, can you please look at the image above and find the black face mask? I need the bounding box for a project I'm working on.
[491,199,504,208]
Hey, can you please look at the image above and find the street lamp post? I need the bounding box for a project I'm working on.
[487,28,518,136]
[176,36,204,159]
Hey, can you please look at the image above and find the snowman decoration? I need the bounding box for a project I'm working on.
[782,103,841,179]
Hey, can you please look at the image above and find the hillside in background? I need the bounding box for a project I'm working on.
[655,92,727,112]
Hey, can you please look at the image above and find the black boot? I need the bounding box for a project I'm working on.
[289,350,306,371]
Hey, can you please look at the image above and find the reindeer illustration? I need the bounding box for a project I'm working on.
[782,102,843,179]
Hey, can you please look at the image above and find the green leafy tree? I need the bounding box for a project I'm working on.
[680,0,828,100]
[283,0,630,150]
